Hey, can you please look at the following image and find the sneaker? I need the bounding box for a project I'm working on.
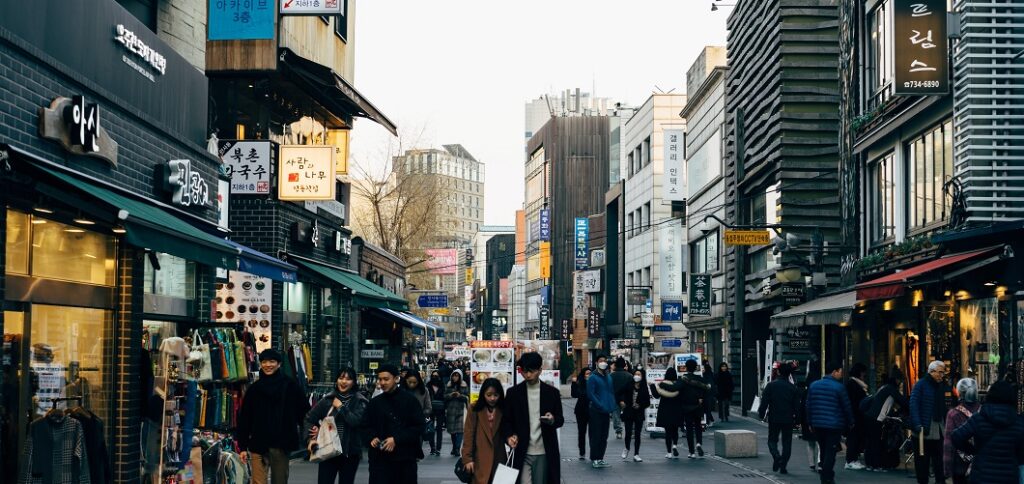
[592,460,611,468]
[779,467,788,475]
[665,453,674,459]
[633,454,643,462]
[696,444,704,458]
[622,449,629,460]
[687,453,696,459]
[579,454,586,460]
[845,461,865,470]
[672,445,679,457]
[592,461,601,469]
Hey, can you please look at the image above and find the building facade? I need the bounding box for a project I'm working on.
[394,144,486,245]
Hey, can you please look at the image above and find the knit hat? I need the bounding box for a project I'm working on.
[259,348,283,363]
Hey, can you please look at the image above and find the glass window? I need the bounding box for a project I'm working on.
[144,253,196,299]
[643,137,651,166]
[865,1,894,106]
[869,152,896,244]
[284,282,310,313]
[959,299,999,390]
[686,131,722,197]
[30,218,116,286]
[691,229,720,274]
[908,120,954,230]
[6,209,29,274]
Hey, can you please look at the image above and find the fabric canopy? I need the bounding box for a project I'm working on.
[24,157,238,269]
[374,308,443,336]
[294,259,408,310]
[226,239,297,282]
[770,290,856,329]
[855,247,1001,301]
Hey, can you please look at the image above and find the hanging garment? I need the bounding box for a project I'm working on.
[20,413,91,484]
[68,407,112,484]
[302,344,313,383]
[179,381,198,463]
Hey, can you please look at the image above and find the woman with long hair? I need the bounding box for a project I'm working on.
[426,370,447,456]
[445,369,470,455]
[654,367,684,459]
[571,367,593,459]
[716,362,734,422]
[618,368,651,462]
[460,378,507,484]
[304,367,368,484]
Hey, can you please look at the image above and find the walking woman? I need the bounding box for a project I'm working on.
[654,367,684,459]
[952,380,1024,484]
[679,359,710,459]
[461,378,507,484]
[716,362,734,422]
[427,371,446,456]
[618,368,651,462]
[944,378,979,484]
[571,367,592,460]
[304,366,368,484]
[445,369,470,455]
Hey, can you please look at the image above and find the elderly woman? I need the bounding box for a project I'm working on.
[943,378,979,484]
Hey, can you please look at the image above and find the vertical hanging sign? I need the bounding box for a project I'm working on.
[663,129,685,201]
[894,0,949,95]
[689,274,712,316]
[575,217,589,270]
[660,220,683,297]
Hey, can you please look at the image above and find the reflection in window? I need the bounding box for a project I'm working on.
[959,299,999,390]
[869,153,896,244]
[144,253,196,299]
[6,210,29,274]
[908,120,953,230]
[284,282,310,313]
[691,229,720,274]
[31,220,116,286]
[866,1,893,103]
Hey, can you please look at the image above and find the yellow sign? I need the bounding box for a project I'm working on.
[368,362,379,370]
[539,241,551,279]
[465,267,474,286]
[278,145,336,200]
[724,230,771,246]
[327,129,349,175]
[430,308,450,316]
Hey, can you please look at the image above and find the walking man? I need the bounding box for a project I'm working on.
[910,361,951,484]
[364,364,426,483]
[609,357,631,439]
[587,354,618,468]
[805,361,854,484]
[502,352,564,484]
[759,362,801,474]
[236,348,309,484]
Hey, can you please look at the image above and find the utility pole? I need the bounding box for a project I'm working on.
[733,108,749,415]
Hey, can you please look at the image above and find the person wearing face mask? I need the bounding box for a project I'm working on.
[616,369,651,462]
[235,348,310,484]
[304,366,368,484]
[586,355,618,468]
[427,371,447,456]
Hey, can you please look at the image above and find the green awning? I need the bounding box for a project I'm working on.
[32,163,238,269]
[294,259,408,311]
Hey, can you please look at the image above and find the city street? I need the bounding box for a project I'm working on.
[288,399,918,484]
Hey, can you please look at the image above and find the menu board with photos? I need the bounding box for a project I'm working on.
[469,340,514,404]
[215,271,272,352]
[514,340,561,389]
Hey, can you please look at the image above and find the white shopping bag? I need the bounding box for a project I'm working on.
[310,409,344,462]
[492,447,519,484]
[749,395,761,415]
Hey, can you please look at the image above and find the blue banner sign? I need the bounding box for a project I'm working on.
[661,301,683,322]
[539,209,551,241]
[208,0,275,40]
[417,294,448,308]
[575,217,589,270]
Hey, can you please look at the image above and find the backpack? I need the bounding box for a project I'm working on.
[859,393,875,417]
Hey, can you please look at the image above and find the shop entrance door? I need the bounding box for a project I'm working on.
[2,305,29,479]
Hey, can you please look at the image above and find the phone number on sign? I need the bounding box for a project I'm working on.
[903,80,941,88]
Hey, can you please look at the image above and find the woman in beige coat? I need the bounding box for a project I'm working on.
[461,378,507,484]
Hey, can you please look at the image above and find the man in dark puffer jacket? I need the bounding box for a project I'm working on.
[805,361,853,484]
[910,360,951,484]
[951,380,1024,484]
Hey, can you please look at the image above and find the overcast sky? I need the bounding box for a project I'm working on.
[349,0,730,226]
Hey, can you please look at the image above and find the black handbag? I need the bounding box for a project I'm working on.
[454,457,472,483]
[422,418,435,441]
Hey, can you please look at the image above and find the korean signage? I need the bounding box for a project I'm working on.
[417,293,449,308]
[663,129,685,201]
[278,145,335,200]
[591,248,606,268]
[215,271,272,353]
[689,274,712,316]
[574,217,589,270]
[209,0,275,40]
[114,24,168,80]
[587,307,601,338]
[660,220,683,297]
[165,159,210,208]
[724,230,771,246]
[539,209,551,241]
[662,301,683,322]
[573,272,588,319]
[280,0,343,15]
[220,140,273,194]
[627,288,650,306]
[560,319,571,340]
[469,340,514,404]
[39,96,118,166]
[894,0,949,95]
[424,248,458,275]
[581,270,601,294]
[539,242,551,279]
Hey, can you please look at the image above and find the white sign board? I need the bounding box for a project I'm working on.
[361,349,385,359]
[278,145,335,200]
[280,0,343,15]
[662,129,685,201]
[660,220,683,297]
[216,271,273,353]
[572,272,587,319]
[645,368,667,434]
[220,140,272,194]
[581,270,601,294]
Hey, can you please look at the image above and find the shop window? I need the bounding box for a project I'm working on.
[865,0,894,110]
[5,210,116,286]
[284,282,310,313]
[908,120,954,231]
[143,253,196,299]
[960,299,999,391]
[868,152,896,245]
[5,209,29,274]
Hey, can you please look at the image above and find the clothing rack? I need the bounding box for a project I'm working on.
[48,396,83,409]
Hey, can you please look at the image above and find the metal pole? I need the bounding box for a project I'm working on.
[734,108,749,416]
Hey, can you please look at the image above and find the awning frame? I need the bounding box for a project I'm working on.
[855,246,1005,301]
[770,290,857,329]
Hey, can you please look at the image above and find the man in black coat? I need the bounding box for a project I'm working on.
[501,352,564,484]
[363,364,426,484]
[758,362,801,474]
[236,348,309,484]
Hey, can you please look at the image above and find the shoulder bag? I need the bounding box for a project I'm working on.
[192,330,213,383]
[310,407,344,462]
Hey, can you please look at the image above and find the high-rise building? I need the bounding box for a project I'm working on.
[393,144,486,246]
[525,89,614,142]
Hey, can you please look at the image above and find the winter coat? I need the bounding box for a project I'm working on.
[910,377,950,435]
[19,413,90,484]
[303,390,369,458]
[407,386,432,418]
[571,377,591,420]
[363,387,426,463]
[716,370,735,401]
[610,369,632,396]
[863,383,909,422]
[587,371,617,415]
[676,372,709,414]
[951,404,1024,484]
[616,381,651,422]
[798,385,815,440]
[701,370,717,409]
[654,380,684,428]
[501,381,564,484]
[461,407,506,484]
[758,378,801,425]
[428,380,447,420]
[236,370,309,454]
[444,376,470,434]
[805,376,853,431]
[943,402,980,479]
[846,378,868,425]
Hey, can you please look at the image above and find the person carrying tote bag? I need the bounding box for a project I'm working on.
[460,378,506,484]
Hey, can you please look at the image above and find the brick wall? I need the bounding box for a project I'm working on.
[157,0,207,72]
[112,248,145,482]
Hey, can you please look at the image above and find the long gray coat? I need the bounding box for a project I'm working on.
[445,372,470,434]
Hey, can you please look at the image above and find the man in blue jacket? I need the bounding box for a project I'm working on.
[587,354,617,469]
[909,360,950,484]
[805,361,853,484]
